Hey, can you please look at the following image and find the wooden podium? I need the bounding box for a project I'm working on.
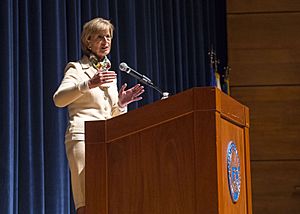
[85,87,252,214]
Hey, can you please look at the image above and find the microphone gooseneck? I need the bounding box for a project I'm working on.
[119,62,169,99]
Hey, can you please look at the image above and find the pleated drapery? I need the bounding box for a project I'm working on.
[0,0,227,213]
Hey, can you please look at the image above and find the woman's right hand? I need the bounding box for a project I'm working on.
[88,71,117,89]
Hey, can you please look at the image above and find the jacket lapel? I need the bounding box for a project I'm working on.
[80,55,97,79]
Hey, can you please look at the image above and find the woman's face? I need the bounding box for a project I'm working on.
[89,29,112,60]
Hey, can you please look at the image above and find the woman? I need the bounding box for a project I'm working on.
[53,17,144,214]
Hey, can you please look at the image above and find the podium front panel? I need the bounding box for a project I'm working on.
[106,113,196,213]
[218,117,248,213]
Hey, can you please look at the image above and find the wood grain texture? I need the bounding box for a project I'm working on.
[244,128,253,214]
[220,90,248,127]
[231,86,300,160]
[85,87,247,143]
[227,13,300,49]
[228,48,300,86]
[251,161,300,214]
[227,1,300,213]
[218,117,247,214]
[227,0,300,13]
[86,143,108,213]
[227,13,300,86]
[194,112,219,214]
[85,88,251,213]
[194,110,251,214]
[107,114,196,214]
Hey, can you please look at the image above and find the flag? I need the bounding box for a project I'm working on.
[208,47,221,89]
[215,71,221,90]
[222,66,230,95]
[209,63,217,87]
[208,48,217,87]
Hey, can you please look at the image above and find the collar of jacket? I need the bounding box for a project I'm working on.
[79,55,92,70]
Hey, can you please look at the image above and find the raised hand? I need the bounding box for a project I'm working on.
[118,83,145,108]
[88,71,117,89]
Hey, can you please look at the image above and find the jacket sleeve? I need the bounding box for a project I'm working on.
[111,103,127,117]
[53,63,90,107]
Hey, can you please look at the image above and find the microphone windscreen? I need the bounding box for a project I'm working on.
[119,62,128,71]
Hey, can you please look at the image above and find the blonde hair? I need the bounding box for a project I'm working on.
[81,17,114,55]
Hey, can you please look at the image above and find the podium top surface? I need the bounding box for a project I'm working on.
[86,87,249,143]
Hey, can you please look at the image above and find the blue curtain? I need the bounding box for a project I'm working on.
[0,0,227,213]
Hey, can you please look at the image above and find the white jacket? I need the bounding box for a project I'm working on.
[53,55,126,141]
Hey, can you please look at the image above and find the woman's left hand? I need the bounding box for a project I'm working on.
[118,83,145,108]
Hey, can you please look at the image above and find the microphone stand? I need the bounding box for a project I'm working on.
[119,62,169,99]
[139,78,169,100]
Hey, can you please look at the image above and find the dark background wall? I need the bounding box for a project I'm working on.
[227,1,300,213]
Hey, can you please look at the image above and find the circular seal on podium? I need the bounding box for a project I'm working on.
[226,141,241,203]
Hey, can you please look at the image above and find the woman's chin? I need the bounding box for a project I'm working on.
[97,51,110,58]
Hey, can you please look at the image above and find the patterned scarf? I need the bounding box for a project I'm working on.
[89,54,111,71]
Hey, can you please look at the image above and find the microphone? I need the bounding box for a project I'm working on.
[119,62,169,99]
[119,62,153,85]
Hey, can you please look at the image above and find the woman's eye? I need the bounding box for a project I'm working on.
[97,35,112,41]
